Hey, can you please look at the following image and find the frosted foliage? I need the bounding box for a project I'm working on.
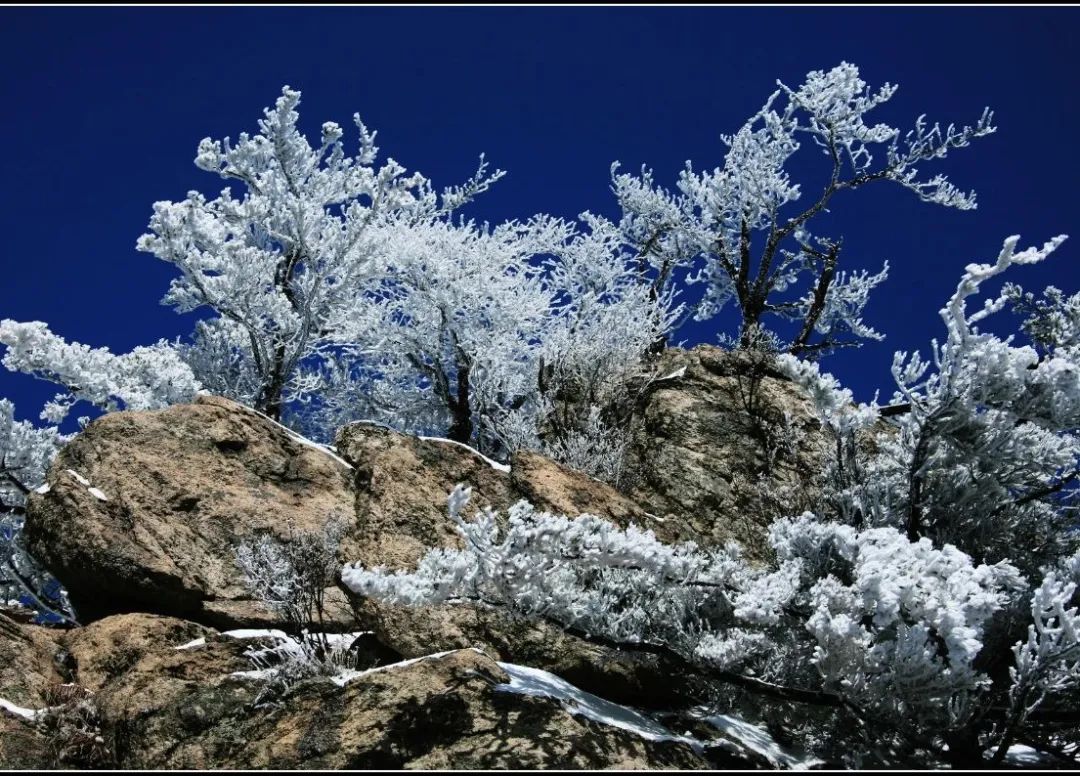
[235,517,346,642]
[1004,283,1080,354]
[0,320,200,423]
[854,236,1078,572]
[613,62,993,352]
[344,485,758,662]
[341,216,566,450]
[775,353,878,437]
[772,514,1023,730]
[347,486,1023,745]
[538,406,631,486]
[0,400,74,622]
[136,86,504,419]
[796,263,890,343]
[176,319,263,408]
[1006,555,1080,734]
[548,215,680,382]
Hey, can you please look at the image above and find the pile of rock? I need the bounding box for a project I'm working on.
[1,347,829,769]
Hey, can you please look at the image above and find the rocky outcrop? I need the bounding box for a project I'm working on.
[1,346,845,770]
[24,395,357,629]
[102,644,707,769]
[25,395,677,633]
[21,395,696,707]
[0,612,711,769]
[625,345,831,561]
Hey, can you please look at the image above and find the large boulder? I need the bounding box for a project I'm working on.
[24,395,357,628]
[624,345,831,561]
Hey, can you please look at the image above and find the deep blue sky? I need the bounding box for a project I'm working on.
[1,6,1077,425]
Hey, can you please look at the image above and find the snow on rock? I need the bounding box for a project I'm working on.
[173,637,207,650]
[705,713,824,770]
[984,744,1055,768]
[242,404,355,471]
[226,646,470,687]
[496,662,826,769]
[64,468,109,501]
[229,668,279,681]
[329,648,466,687]
[496,662,696,746]
[222,628,290,641]
[418,435,511,473]
[323,631,372,650]
[656,366,687,381]
[0,697,44,721]
[65,469,90,487]
[32,482,50,495]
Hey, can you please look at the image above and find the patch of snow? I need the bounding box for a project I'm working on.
[656,365,687,381]
[982,744,1053,767]
[222,628,291,641]
[286,432,355,471]
[221,629,369,647]
[343,420,511,473]
[229,668,279,681]
[705,714,824,770]
[33,482,50,495]
[322,631,372,650]
[174,637,207,650]
[418,436,511,473]
[496,662,696,747]
[642,511,666,523]
[65,469,90,487]
[0,697,43,721]
[496,663,825,768]
[330,648,470,686]
[87,487,108,502]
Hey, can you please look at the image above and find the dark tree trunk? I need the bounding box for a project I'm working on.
[258,343,288,421]
[447,356,473,444]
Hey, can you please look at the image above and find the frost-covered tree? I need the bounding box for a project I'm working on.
[0,85,678,467]
[342,485,1028,766]
[611,62,995,356]
[338,215,571,450]
[331,209,683,461]
[135,86,503,421]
